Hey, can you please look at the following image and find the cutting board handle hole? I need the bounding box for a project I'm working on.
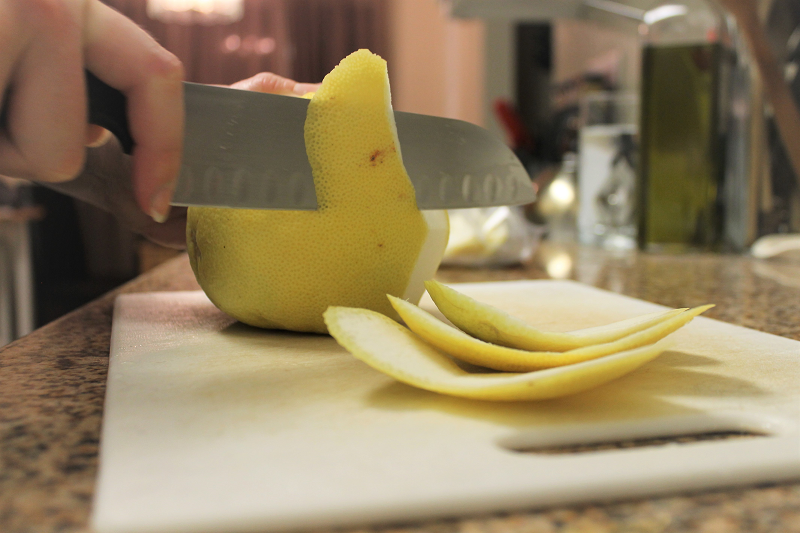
[501,430,765,455]
[497,413,788,455]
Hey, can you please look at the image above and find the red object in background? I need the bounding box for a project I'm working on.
[493,98,534,151]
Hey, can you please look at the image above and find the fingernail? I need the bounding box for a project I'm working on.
[149,184,174,223]
[85,126,113,148]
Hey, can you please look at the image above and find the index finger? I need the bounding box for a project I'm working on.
[230,72,320,96]
[83,0,184,223]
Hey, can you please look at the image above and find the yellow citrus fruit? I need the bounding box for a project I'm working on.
[187,50,449,333]
[425,280,687,351]
[323,305,673,401]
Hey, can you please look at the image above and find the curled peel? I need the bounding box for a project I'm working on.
[389,295,713,372]
[323,306,673,402]
[425,280,687,351]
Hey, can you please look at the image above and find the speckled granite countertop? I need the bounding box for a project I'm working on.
[3,246,800,533]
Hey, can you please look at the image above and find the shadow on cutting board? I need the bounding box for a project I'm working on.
[365,349,767,429]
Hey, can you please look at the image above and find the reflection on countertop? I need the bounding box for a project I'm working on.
[753,256,800,289]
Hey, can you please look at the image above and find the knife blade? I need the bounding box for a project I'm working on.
[86,72,536,211]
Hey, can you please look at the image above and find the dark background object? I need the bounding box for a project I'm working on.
[515,23,554,166]
[762,0,800,236]
[30,189,134,327]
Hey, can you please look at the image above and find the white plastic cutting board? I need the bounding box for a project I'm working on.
[92,281,800,533]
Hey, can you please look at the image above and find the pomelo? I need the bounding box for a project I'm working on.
[187,50,449,333]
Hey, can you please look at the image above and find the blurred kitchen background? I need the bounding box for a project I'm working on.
[1,0,798,345]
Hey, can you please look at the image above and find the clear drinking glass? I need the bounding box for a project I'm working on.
[577,92,639,250]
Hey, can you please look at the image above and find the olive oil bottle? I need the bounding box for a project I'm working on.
[637,0,731,251]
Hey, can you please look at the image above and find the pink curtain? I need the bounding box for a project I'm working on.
[101,0,388,85]
[286,0,389,83]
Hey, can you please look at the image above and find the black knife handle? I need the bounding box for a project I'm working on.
[85,70,134,155]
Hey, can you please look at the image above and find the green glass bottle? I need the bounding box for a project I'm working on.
[638,0,732,251]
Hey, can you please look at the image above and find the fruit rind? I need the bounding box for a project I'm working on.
[390,294,712,372]
[324,305,673,401]
[425,280,687,351]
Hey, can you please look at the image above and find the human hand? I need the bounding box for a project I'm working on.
[0,0,184,223]
[47,71,320,249]
[46,138,189,249]
[228,72,320,96]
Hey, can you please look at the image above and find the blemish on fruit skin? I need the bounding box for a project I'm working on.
[378,243,384,248]
[369,146,395,166]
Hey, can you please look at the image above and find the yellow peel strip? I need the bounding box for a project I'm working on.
[324,306,672,401]
[390,295,713,372]
[425,280,687,351]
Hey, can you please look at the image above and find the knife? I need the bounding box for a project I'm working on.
[86,72,536,211]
